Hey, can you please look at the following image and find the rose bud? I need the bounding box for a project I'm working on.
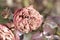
[1,8,11,19]
[31,32,44,40]
[13,5,43,33]
[0,24,16,40]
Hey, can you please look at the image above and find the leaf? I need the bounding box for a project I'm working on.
[0,19,9,24]
[0,6,4,11]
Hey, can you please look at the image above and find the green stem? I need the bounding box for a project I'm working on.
[23,0,30,7]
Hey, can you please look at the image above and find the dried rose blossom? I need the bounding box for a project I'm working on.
[13,5,43,33]
[0,24,16,40]
[6,22,21,40]
[43,16,58,35]
[31,32,44,40]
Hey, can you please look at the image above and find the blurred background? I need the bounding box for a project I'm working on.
[0,0,59,24]
[0,0,60,40]
[0,0,59,17]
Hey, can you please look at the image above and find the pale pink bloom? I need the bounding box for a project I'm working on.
[13,6,43,33]
[0,24,16,40]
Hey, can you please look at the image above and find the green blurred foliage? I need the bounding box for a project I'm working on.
[0,14,9,24]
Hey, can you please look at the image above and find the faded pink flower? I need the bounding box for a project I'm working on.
[43,16,57,35]
[0,24,16,40]
[13,6,43,33]
[5,22,21,40]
